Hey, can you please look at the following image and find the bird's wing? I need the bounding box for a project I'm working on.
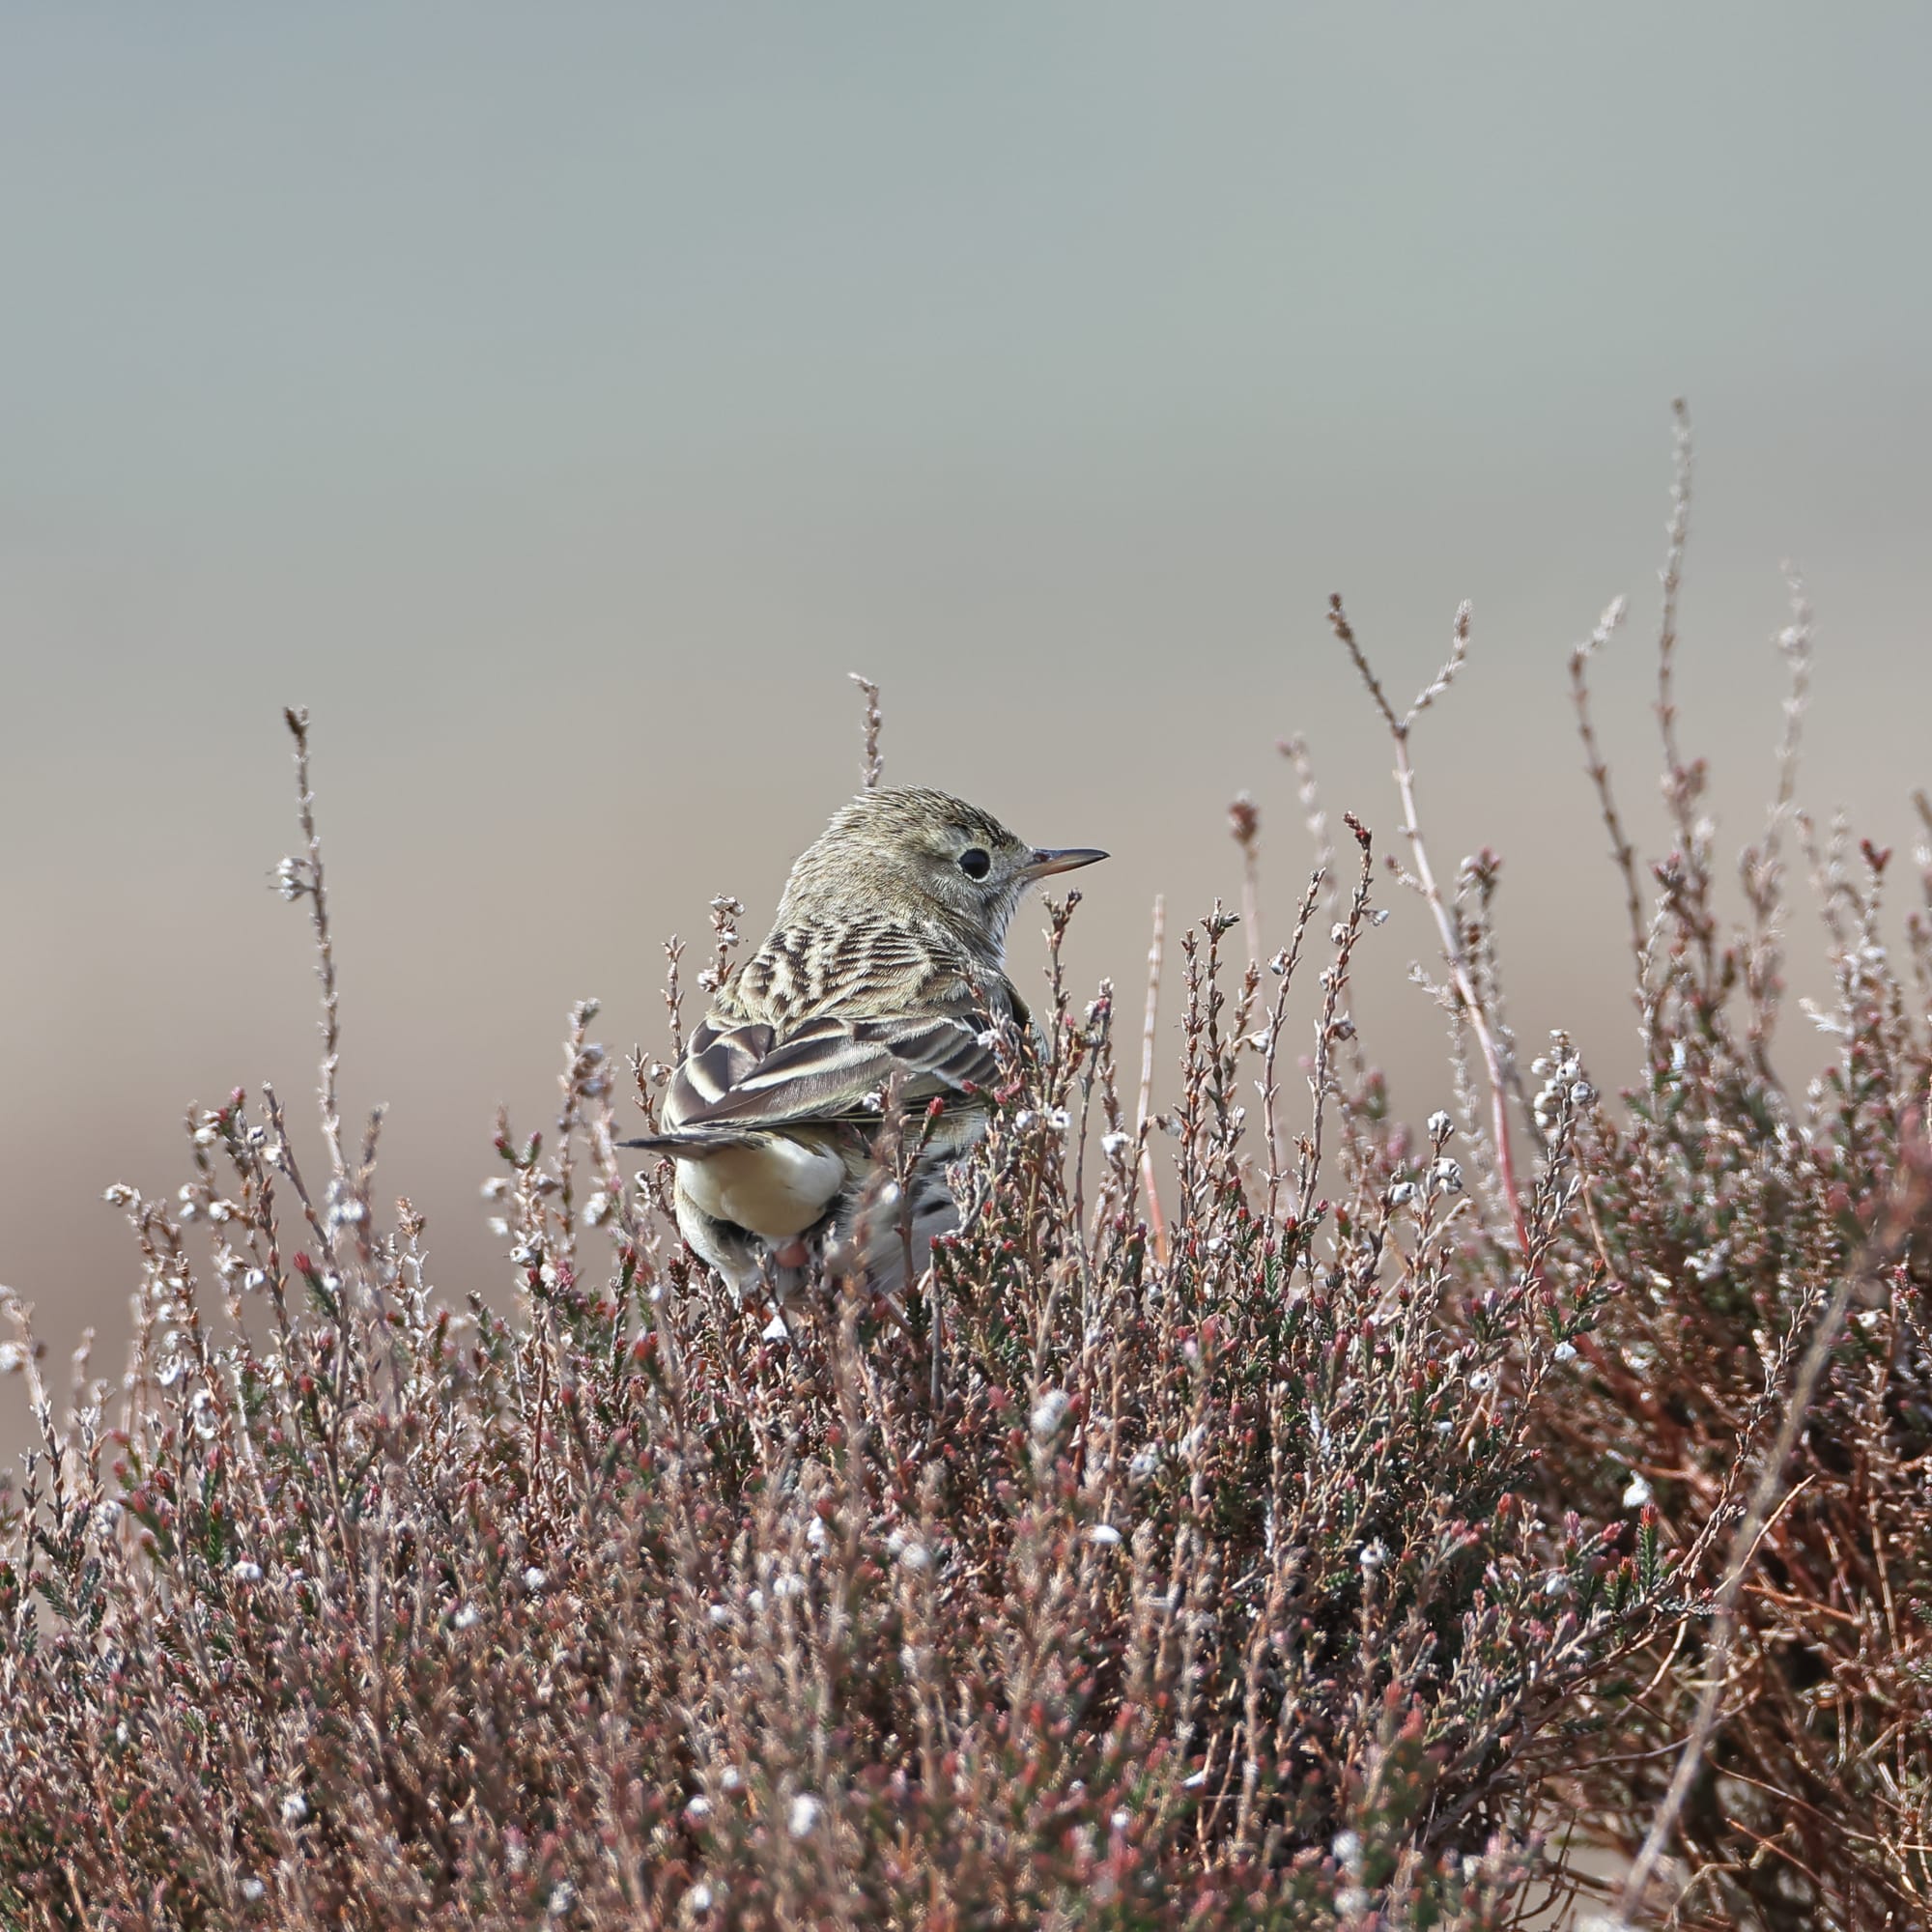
[664,1000,1005,1133]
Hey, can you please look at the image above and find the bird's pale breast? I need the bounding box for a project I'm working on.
[676,1135,848,1240]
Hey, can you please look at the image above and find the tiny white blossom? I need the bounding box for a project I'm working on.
[1543,1572,1570,1597]
[481,1177,510,1201]
[1012,1109,1037,1132]
[1431,1157,1464,1194]
[1127,1446,1161,1486]
[1030,1388,1070,1439]
[1623,1474,1653,1509]
[1087,1523,1122,1548]
[582,1191,612,1228]
[1387,1181,1417,1207]
[453,1604,480,1630]
[241,1877,266,1902]
[1552,1341,1577,1363]
[523,1566,548,1592]
[1046,1107,1070,1132]
[280,1790,308,1825]
[1427,1110,1454,1140]
[897,1541,931,1572]
[1358,1542,1387,1576]
[0,1343,25,1376]
[547,1881,575,1917]
[103,1182,137,1206]
[94,1500,123,1531]
[1111,1807,1130,1831]
[719,1765,742,1792]
[1100,1130,1132,1158]
[232,1558,263,1583]
[1332,1829,1363,1868]
[787,1793,822,1838]
[686,1795,711,1818]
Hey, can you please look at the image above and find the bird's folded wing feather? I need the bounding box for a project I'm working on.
[664,1003,1003,1133]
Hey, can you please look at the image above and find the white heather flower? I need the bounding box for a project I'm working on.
[1087,1523,1122,1548]
[103,1182,137,1206]
[719,1765,742,1792]
[787,1793,823,1838]
[547,1881,575,1916]
[481,1177,510,1201]
[1427,1110,1454,1140]
[1046,1108,1070,1132]
[1430,1157,1464,1194]
[1127,1446,1160,1486]
[0,1343,25,1376]
[1552,1341,1577,1363]
[686,1795,712,1818]
[897,1541,931,1572]
[1111,1807,1130,1832]
[1623,1474,1654,1510]
[280,1790,308,1825]
[523,1566,548,1592]
[1030,1388,1070,1439]
[1387,1181,1417,1207]
[582,1191,612,1228]
[274,857,305,900]
[1358,1542,1387,1577]
[242,1268,268,1293]
[232,1558,263,1583]
[453,1604,480,1631]
[706,1602,732,1625]
[94,1500,123,1532]
[1332,1829,1363,1869]
[1571,1081,1596,1106]
[1543,1573,1571,1598]
[1100,1130,1132,1158]
[488,1217,511,1238]
[193,1124,218,1147]
[1012,1109,1037,1132]
[241,1876,266,1902]
[773,1572,806,1599]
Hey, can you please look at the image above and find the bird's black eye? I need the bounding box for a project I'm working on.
[957,846,992,880]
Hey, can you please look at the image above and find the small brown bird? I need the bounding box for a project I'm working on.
[624,787,1105,1296]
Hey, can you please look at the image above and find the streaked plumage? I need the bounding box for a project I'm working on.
[624,787,1106,1296]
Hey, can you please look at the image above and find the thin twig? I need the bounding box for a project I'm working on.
[1326,596,1536,1274]
[849,673,884,790]
[1569,595,1643,973]
[1136,895,1170,1266]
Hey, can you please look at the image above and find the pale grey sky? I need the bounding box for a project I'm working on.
[4,7,1928,1444]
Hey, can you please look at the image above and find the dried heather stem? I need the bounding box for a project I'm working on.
[849,671,884,789]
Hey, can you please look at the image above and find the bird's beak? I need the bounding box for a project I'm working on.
[1024,846,1109,880]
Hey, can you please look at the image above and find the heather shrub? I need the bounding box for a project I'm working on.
[3,416,1928,1929]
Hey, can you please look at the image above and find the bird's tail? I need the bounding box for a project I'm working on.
[618,1129,766,1159]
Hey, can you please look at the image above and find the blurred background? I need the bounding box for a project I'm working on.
[4,7,1929,1457]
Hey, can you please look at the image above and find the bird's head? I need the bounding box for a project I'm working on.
[779,787,1107,962]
